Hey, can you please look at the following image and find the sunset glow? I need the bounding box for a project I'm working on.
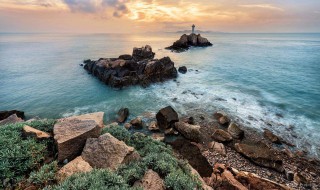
[0,0,319,33]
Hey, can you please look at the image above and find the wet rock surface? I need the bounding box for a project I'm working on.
[83,45,178,88]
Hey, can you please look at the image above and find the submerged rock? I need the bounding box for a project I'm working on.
[83,45,178,88]
[166,33,212,52]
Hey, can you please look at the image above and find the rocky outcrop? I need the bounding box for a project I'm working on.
[166,33,212,52]
[23,125,51,139]
[83,45,178,88]
[117,108,129,123]
[57,156,92,182]
[133,170,165,190]
[0,114,24,125]
[0,110,24,121]
[234,142,284,172]
[227,122,244,139]
[212,129,233,142]
[156,106,179,131]
[174,121,201,142]
[81,133,140,170]
[54,112,104,162]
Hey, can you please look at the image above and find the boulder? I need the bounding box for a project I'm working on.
[213,111,229,125]
[156,106,179,131]
[130,117,143,129]
[227,122,244,139]
[81,133,140,170]
[23,125,51,139]
[169,138,213,177]
[54,112,104,162]
[263,129,281,144]
[57,156,92,182]
[132,45,155,61]
[133,170,165,190]
[148,121,159,131]
[0,110,24,120]
[212,129,233,142]
[234,142,284,172]
[117,108,129,123]
[208,141,226,156]
[0,114,24,125]
[178,66,187,74]
[151,133,165,142]
[174,121,201,142]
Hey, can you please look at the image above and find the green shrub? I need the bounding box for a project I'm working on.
[28,161,58,187]
[165,169,200,190]
[0,120,55,188]
[117,161,147,185]
[28,119,56,133]
[101,125,131,144]
[46,169,131,190]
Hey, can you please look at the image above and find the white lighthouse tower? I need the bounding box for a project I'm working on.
[192,24,195,34]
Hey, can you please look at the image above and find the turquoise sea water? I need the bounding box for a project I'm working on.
[0,33,319,156]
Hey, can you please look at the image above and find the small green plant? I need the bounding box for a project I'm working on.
[101,124,131,144]
[28,161,58,187]
[117,161,147,185]
[28,119,56,133]
[165,169,200,190]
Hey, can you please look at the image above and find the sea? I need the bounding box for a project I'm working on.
[0,33,319,157]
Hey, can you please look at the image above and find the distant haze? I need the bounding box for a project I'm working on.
[0,0,320,33]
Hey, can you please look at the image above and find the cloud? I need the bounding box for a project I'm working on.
[62,0,129,17]
[239,4,284,11]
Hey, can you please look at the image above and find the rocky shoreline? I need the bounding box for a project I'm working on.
[83,45,178,88]
[1,107,319,190]
[165,33,213,52]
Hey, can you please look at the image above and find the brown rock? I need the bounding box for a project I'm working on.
[234,142,284,172]
[228,122,244,139]
[156,106,179,131]
[213,111,229,125]
[212,129,233,142]
[148,121,159,131]
[117,108,129,123]
[57,156,92,182]
[54,112,104,162]
[124,123,131,130]
[263,129,281,144]
[174,121,201,142]
[81,133,140,170]
[188,164,213,190]
[0,114,23,125]
[151,133,165,142]
[133,170,165,190]
[130,117,143,129]
[23,125,51,139]
[208,141,226,156]
[222,169,248,190]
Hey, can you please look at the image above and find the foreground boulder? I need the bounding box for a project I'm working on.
[263,129,281,144]
[57,156,92,182]
[227,122,244,139]
[174,121,201,142]
[83,45,178,88]
[166,33,212,52]
[0,110,24,120]
[156,106,179,131]
[212,129,233,142]
[81,133,140,170]
[54,112,104,162]
[133,170,165,190]
[234,142,284,172]
[0,114,24,125]
[208,141,226,156]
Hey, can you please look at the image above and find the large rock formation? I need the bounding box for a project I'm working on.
[166,33,212,52]
[83,45,178,88]
[53,112,104,162]
[81,133,140,170]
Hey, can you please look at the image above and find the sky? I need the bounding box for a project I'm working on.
[0,0,320,33]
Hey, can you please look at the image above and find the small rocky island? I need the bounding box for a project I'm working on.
[83,45,178,88]
[166,33,213,52]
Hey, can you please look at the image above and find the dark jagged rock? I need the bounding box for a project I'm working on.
[117,108,129,123]
[166,33,212,52]
[83,45,178,88]
[156,106,179,131]
[0,110,24,120]
[178,66,187,74]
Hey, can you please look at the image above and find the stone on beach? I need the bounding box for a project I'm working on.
[81,133,140,170]
[156,106,179,131]
[174,121,201,142]
[227,122,244,139]
[212,129,233,142]
[54,112,104,162]
[208,141,226,156]
[263,129,282,144]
